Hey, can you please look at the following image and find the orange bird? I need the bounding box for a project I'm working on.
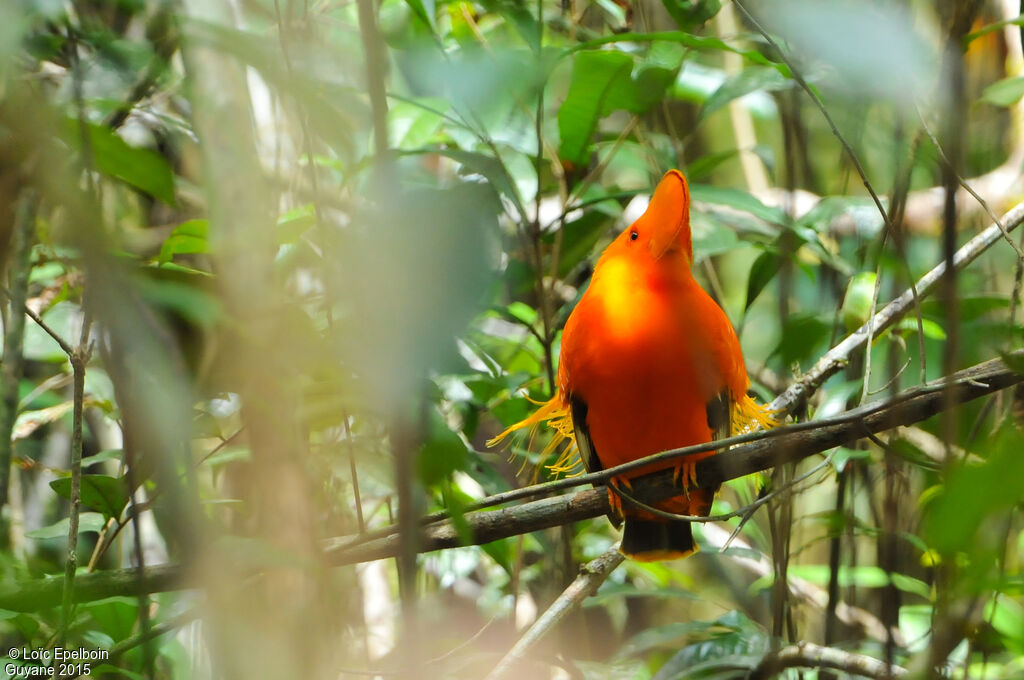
[490,170,774,561]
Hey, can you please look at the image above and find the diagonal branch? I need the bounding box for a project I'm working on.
[484,546,625,680]
[770,199,1024,415]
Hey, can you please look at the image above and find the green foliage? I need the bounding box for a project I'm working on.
[2,0,1023,678]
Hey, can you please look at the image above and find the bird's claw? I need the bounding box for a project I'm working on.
[672,461,699,500]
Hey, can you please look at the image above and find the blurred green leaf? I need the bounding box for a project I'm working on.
[841,271,876,331]
[981,76,1024,107]
[690,184,786,224]
[895,316,946,340]
[64,119,175,204]
[661,0,721,30]
[923,420,1024,555]
[418,409,470,487]
[777,313,831,366]
[158,219,208,263]
[25,512,106,539]
[699,66,790,122]
[81,449,124,468]
[403,0,435,30]
[84,597,138,644]
[984,595,1024,655]
[549,208,615,276]
[745,250,780,311]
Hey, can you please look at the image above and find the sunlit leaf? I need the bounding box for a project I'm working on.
[558,51,635,165]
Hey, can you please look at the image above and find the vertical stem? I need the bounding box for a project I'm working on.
[824,468,847,647]
[58,348,87,646]
[0,191,36,514]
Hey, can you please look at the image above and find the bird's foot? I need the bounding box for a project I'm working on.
[672,460,699,499]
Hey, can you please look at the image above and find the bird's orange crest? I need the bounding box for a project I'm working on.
[642,169,692,262]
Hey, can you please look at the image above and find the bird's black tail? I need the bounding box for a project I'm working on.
[620,518,696,562]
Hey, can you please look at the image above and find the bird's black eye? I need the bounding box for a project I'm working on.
[629,230,639,241]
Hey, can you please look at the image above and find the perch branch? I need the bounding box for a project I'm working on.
[325,351,1022,565]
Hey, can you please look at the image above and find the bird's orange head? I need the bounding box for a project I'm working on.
[602,169,692,268]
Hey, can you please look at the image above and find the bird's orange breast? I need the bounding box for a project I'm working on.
[559,260,729,474]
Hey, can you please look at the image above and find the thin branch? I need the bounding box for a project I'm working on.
[916,104,1024,258]
[731,0,891,231]
[748,641,908,680]
[484,545,624,680]
[23,304,75,358]
[771,199,1024,415]
[57,345,89,645]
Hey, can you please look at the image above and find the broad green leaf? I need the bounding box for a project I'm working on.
[64,119,175,204]
[558,51,635,165]
[25,512,106,539]
[690,212,739,260]
[388,97,447,150]
[572,32,790,75]
[417,148,518,208]
[616,620,714,659]
[777,313,832,366]
[981,76,1024,107]
[50,475,128,521]
[687,149,740,181]
[137,270,221,329]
